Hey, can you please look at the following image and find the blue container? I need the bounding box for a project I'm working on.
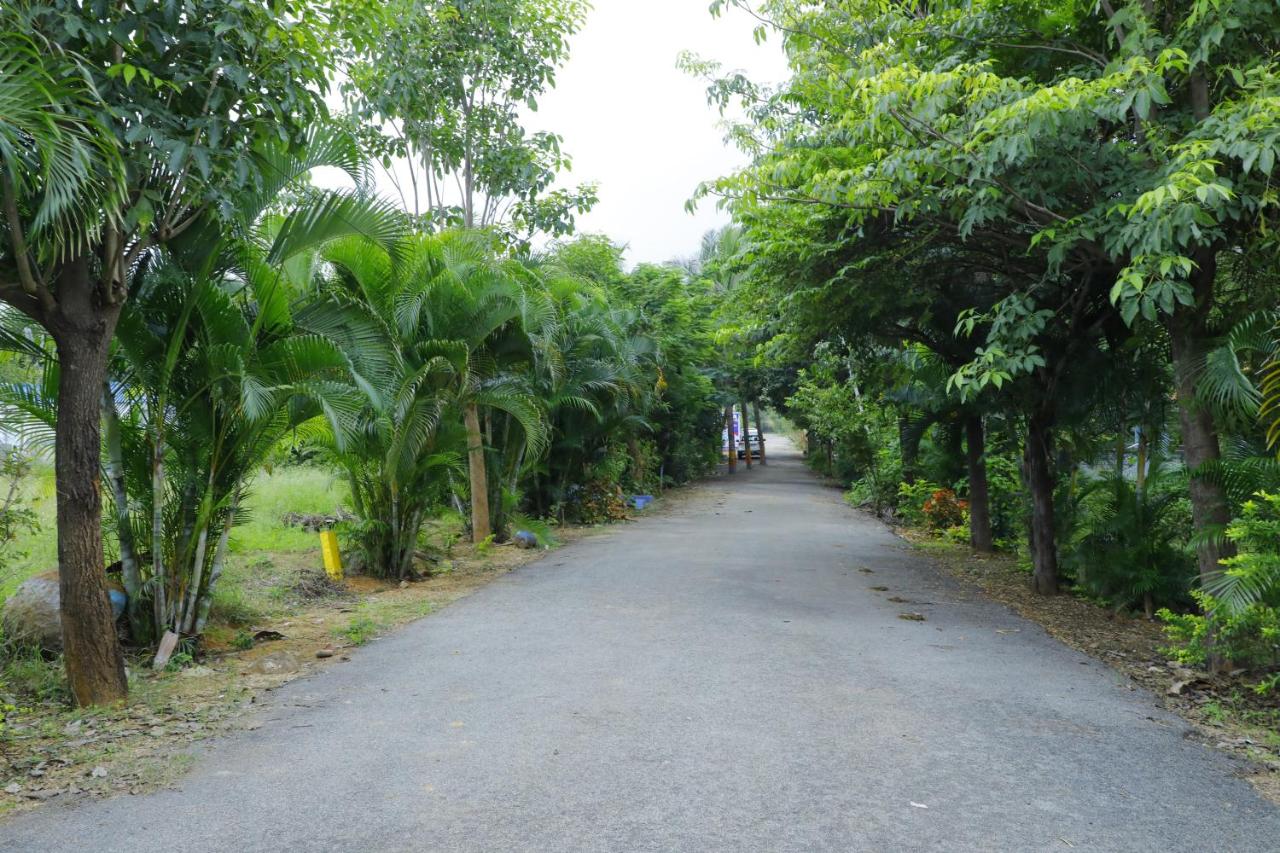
[630,495,654,510]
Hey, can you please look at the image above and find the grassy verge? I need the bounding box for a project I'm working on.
[899,528,1280,802]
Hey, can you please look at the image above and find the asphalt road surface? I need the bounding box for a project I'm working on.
[5,436,1280,852]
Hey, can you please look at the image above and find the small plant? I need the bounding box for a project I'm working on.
[164,650,195,672]
[338,614,378,646]
[231,630,254,651]
[1253,673,1280,696]
[474,534,496,555]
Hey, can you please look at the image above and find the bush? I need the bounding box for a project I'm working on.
[922,488,968,530]
[896,480,941,527]
[1065,467,1196,614]
[1161,492,1280,686]
[1160,590,1280,675]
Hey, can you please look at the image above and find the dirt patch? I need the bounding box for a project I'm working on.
[897,527,1280,804]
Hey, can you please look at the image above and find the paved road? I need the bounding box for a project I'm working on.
[6,437,1280,851]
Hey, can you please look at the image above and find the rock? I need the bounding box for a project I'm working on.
[315,648,335,659]
[1,571,128,653]
[89,767,107,779]
[513,530,538,549]
[4,783,21,795]
[398,580,409,589]
[246,651,302,676]
[2,572,62,651]
[179,665,215,679]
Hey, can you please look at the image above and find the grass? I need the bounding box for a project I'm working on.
[1,465,349,599]
[2,460,58,598]
[229,467,351,554]
[333,595,437,646]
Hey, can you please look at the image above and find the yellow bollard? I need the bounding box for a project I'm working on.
[319,529,343,581]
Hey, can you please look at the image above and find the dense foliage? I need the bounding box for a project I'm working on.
[693,0,1280,683]
[0,0,722,704]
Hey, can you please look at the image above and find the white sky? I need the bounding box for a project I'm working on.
[323,2,787,267]
[532,1,787,265]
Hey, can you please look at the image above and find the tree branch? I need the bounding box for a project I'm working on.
[1,173,55,314]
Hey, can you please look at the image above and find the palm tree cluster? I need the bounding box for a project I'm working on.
[0,125,723,659]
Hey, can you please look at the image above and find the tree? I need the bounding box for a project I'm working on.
[698,0,1280,595]
[345,0,596,243]
[303,230,548,560]
[0,1,368,704]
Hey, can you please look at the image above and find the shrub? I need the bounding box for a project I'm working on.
[1161,492,1280,686]
[896,480,941,527]
[1159,590,1280,674]
[1065,466,1196,614]
[922,488,968,530]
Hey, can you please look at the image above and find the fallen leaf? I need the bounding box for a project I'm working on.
[910,802,928,809]
[870,585,889,592]
[898,612,927,622]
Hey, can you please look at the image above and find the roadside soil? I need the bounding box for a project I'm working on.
[897,526,1280,804]
[0,522,618,818]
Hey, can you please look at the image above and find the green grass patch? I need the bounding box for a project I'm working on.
[2,465,349,600]
[2,460,59,597]
[230,467,350,554]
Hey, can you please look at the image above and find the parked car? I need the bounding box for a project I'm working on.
[723,428,763,459]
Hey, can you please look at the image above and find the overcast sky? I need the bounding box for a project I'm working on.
[532,1,788,265]
[325,3,789,267]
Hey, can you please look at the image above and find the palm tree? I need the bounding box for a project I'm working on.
[300,230,548,572]
[521,272,655,519]
[0,125,402,646]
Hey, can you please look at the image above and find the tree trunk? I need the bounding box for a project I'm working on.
[724,405,737,473]
[48,262,128,705]
[1168,251,1234,583]
[464,402,491,543]
[102,383,147,642]
[965,415,994,553]
[1024,413,1059,595]
[194,484,239,635]
[740,398,752,469]
[753,400,766,464]
[627,437,643,486]
[898,417,918,485]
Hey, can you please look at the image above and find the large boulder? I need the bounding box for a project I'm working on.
[2,571,61,651]
[2,570,127,652]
